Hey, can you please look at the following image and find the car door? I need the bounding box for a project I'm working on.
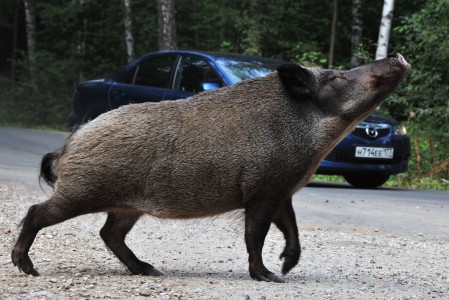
[108,54,179,109]
[171,55,224,100]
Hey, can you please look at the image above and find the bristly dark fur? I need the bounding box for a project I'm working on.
[39,152,59,189]
[11,56,410,281]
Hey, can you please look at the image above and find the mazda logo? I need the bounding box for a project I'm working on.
[365,126,378,138]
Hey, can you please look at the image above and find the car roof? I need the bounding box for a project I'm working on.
[110,50,284,82]
[140,50,284,64]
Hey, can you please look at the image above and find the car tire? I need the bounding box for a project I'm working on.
[343,173,390,189]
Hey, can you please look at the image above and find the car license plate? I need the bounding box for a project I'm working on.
[355,146,394,159]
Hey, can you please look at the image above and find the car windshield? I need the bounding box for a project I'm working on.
[216,58,280,85]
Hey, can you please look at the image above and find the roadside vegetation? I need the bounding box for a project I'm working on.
[0,0,447,190]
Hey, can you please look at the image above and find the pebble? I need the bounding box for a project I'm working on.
[139,290,152,297]
[30,290,54,298]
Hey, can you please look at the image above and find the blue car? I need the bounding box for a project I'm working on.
[69,50,410,188]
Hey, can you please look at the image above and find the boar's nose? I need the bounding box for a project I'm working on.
[396,53,411,70]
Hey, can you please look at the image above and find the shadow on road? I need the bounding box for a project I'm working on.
[306,180,404,191]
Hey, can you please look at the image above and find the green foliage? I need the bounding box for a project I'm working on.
[352,42,373,65]
[0,50,74,128]
[386,174,449,191]
[384,0,449,181]
[290,42,328,67]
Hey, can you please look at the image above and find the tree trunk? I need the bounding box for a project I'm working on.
[23,0,37,76]
[243,0,260,56]
[122,0,135,62]
[328,0,338,68]
[351,0,363,68]
[157,0,177,50]
[10,7,19,82]
[375,0,395,60]
[74,0,87,84]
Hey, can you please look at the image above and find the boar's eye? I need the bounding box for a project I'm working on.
[329,75,344,82]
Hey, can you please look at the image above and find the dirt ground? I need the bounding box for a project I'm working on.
[1,182,448,299]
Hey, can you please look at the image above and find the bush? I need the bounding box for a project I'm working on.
[0,51,75,129]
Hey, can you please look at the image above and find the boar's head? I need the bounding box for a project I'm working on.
[277,53,411,124]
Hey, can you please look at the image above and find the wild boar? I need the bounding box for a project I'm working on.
[12,54,410,283]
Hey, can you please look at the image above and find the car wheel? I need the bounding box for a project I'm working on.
[343,174,390,189]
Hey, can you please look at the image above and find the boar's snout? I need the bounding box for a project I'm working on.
[396,53,411,70]
[371,53,411,75]
[366,53,411,94]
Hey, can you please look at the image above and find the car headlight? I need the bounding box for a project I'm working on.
[393,124,407,136]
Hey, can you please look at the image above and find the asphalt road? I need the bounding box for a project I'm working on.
[1,127,448,235]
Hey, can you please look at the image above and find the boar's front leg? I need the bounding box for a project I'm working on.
[100,210,162,276]
[245,200,284,283]
[272,197,300,275]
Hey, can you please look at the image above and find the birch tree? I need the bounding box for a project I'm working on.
[157,0,177,50]
[23,0,37,76]
[122,0,135,62]
[375,0,395,60]
[351,0,363,68]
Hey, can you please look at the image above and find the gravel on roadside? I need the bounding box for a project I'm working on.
[1,182,448,299]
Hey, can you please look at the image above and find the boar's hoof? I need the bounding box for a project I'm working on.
[11,249,40,276]
[280,250,300,275]
[141,267,163,276]
[131,263,163,276]
[251,271,285,283]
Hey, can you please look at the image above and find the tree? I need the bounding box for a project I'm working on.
[328,0,338,68]
[74,0,87,83]
[122,0,135,62]
[156,0,177,50]
[10,5,19,82]
[375,0,395,60]
[350,0,363,67]
[23,0,36,76]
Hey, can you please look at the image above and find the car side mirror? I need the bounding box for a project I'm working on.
[202,83,221,91]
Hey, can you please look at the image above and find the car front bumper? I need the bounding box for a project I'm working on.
[316,159,408,175]
[316,134,411,176]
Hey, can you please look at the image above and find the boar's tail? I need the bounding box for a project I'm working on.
[39,151,60,189]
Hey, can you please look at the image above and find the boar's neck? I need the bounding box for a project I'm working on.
[208,73,351,195]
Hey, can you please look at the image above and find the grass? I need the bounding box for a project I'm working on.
[384,174,449,191]
[313,174,449,191]
[0,121,69,132]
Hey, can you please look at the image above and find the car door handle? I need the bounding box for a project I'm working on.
[111,90,126,100]
[112,90,126,97]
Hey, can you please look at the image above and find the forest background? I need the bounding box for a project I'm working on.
[0,0,447,190]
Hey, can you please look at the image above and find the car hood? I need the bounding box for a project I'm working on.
[363,112,400,126]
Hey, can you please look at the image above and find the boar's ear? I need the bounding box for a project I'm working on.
[277,64,312,99]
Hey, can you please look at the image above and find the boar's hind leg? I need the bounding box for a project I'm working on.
[272,197,300,275]
[12,196,82,276]
[245,201,285,283]
[100,210,162,276]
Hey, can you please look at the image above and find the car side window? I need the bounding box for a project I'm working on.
[119,66,138,84]
[175,56,223,93]
[132,55,177,88]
